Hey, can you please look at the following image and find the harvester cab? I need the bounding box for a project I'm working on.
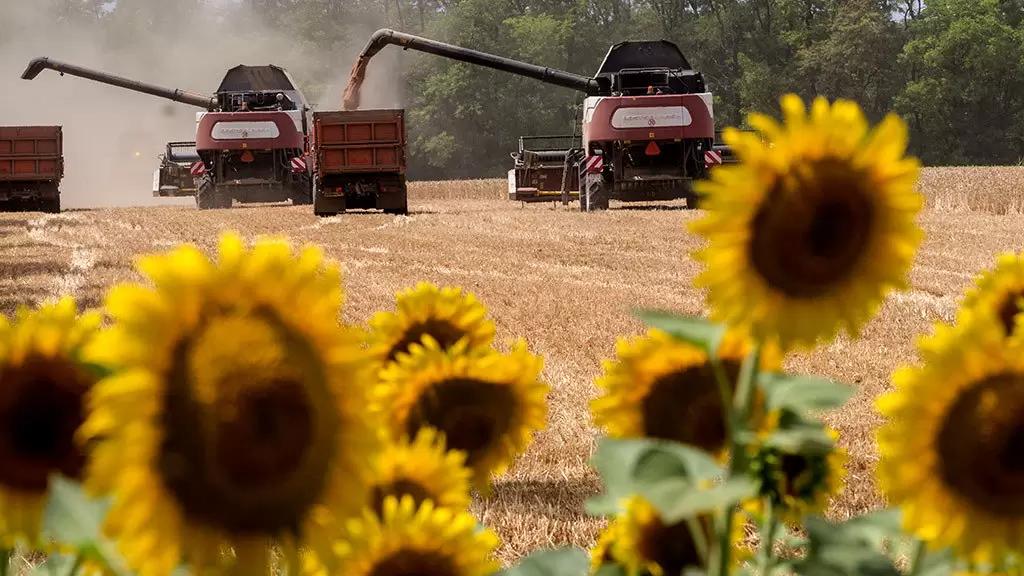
[346,29,716,211]
[21,58,313,210]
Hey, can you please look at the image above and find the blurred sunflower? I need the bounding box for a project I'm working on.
[589,521,619,574]
[591,329,781,457]
[691,94,922,349]
[0,298,101,546]
[335,495,500,576]
[376,339,547,490]
[748,428,847,524]
[367,282,495,364]
[79,232,378,575]
[608,496,748,576]
[367,428,472,515]
[877,311,1024,562]
[960,252,1024,337]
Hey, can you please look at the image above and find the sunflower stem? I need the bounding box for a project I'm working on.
[758,498,780,574]
[907,539,927,576]
[66,553,84,576]
[686,517,710,567]
[715,342,762,576]
[711,357,735,440]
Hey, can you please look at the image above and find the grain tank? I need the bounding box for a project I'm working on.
[21,58,312,209]
[347,29,717,211]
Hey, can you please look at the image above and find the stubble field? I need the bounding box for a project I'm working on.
[1,166,1023,564]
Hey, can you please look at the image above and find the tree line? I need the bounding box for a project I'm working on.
[23,0,1024,178]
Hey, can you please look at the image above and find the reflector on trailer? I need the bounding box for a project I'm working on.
[645,141,661,156]
[240,150,255,163]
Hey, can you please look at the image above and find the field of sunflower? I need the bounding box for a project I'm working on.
[1,96,1024,575]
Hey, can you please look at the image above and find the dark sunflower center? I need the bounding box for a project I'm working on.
[997,291,1024,335]
[158,320,337,535]
[749,159,876,299]
[370,479,433,516]
[642,363,728,454]
[368,550,458,576]
[937,373,1024,516]
[0,356,89,492]
[405,378,516,466]
[639,516,708,575]
[387,320,466,361]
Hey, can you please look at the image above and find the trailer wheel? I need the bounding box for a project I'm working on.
[581,172,609,212]
[39,197,60,214]
[196,175,229,210]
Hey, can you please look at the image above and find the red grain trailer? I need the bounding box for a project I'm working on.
[0,126,63,213]
[311,109,407,217]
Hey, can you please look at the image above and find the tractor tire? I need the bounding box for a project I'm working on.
[581,172,609,212]
[195,175,229,210]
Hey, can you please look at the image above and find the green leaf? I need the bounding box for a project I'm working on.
[634,310,725,353]
[651,477,759,524]
[499,548,589,576]
[586,438,724,516]
[42,476,130,576]
[593,565,628,576]
[793,512,908,576]
[760,373,853,413]
[759,425,836,454]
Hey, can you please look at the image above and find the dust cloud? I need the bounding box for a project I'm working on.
[0,1,400,209]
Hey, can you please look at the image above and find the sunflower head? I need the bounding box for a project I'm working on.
[591,329,779,458]
[960,252,1024,338]
[748,428,847,524]
[376,338,547,491]
[877,311,1024,562]
[607,496,748,576]
[335,495,500,576]
[367,282,496,366]
[367,427,472,515]
[0,298,101,546]
[80,232,378,575]
[692,94,923,349]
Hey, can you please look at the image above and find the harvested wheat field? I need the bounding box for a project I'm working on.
[1,167,1023,564]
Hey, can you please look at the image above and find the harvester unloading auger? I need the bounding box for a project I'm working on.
[22,58,313,210]
[345,29,718,211]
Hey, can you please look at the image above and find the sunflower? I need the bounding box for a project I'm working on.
[590,520,619,574]
[79,232,378,575]
[877,311,1024,562]
[591,329,781,457]
[334,495,500,576]
[691,94,923,349]
[608,496,748,576]
[748,428,847,524]
[375,338,547,490]
[367,282,495,365]
[367,428,472,515]
[0,298,101,546]
[959,252,1024,337]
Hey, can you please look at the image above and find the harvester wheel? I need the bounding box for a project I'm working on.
[686,191,701,210]
[291,182,313,206]
[196,175,229,210]
[581,172,609,212]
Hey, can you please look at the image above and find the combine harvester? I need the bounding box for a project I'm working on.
[0,125,63,213]
[22,58,313,210]
[347,29,722,211]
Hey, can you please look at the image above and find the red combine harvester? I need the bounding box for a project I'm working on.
[21,58,312,210]
[349,29,719,211]
[0,126,63,213]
